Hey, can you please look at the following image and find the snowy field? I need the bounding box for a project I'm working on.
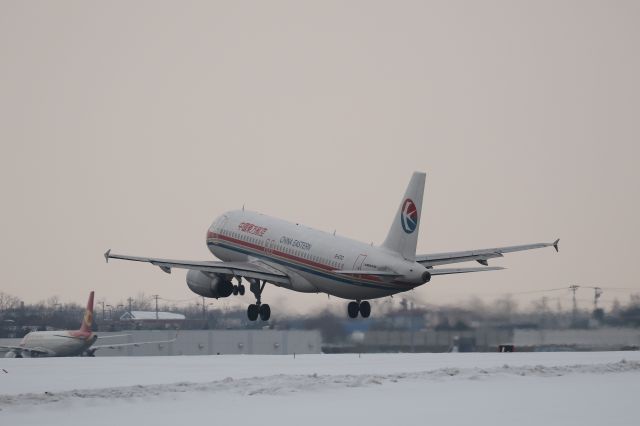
[1,352,639,426]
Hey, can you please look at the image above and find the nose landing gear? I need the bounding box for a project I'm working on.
[246,279,270,321]
[347,300,371,318]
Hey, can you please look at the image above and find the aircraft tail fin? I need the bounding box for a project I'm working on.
[79,291,95,333]
[381,172,426,260]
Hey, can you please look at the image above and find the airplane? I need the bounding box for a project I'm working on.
[105,172,559,321]
[1,291,176,358]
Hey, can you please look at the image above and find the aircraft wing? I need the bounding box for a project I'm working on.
[416,239,559,267]
[104,250,290,284]
[90,333,178,352]
[0,345,55,356]
[96,334,131,340]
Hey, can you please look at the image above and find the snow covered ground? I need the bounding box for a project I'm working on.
[1,351,639,425]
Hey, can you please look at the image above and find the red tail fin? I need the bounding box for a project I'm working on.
[79,291,95,333]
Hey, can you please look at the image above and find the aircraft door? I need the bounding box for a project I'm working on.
[353,254,367,270]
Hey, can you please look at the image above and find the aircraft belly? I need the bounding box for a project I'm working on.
[301,272,399,300]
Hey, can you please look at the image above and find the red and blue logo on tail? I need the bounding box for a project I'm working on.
[400,199,418,234]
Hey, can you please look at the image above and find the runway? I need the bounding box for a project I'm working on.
[2,352,639,425]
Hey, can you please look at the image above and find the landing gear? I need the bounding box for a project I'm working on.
[359,301,371,318]
[347,300,371,318]
[247,279,270,321]
[247,304,259,321]
[259,304,271,321]
[348,301,359,318]
[234,277,246,296]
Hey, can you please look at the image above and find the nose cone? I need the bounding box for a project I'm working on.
[421,270,431,284]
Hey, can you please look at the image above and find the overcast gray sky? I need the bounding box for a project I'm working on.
[1,1,638,313]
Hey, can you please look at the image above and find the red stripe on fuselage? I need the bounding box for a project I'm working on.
[208,232,394,285]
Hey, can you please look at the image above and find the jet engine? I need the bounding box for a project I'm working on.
[186,270,234,299]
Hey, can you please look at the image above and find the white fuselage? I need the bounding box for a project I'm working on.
[17,330,96,357]
[206,210,429,300]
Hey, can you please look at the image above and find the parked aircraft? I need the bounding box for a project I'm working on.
[1,291,175,357]
[106,172,558,321]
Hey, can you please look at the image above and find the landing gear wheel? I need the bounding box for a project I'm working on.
[238,284,245,296]
[247,304,259,321]
[233,285,239,296]
[359,301,371,318]
[347,301,359,319]
[259,304,271,321]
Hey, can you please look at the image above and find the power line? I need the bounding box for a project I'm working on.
[158,296,199,303]
[510,287,569,295]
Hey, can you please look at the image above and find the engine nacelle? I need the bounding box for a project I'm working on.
[186,270,234,299]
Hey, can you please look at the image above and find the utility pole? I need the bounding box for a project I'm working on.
[589,287,603,311]
[152,294,159,320]
[127,297,133,315]
[201,296,206,321]
[99,301,105,321]
[410,301,415,353]
[569,285,580,325]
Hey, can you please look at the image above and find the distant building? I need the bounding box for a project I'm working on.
[120,311,186,321]
[119,311,185,328]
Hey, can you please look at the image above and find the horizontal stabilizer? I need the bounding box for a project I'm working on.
[417,239,559,267]
[429,266,505,275]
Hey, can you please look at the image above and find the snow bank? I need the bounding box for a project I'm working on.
[2,359,639,410]
[1,352,639,426]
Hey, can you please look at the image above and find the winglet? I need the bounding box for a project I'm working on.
[104,249,111,263]
[553,239,560,252]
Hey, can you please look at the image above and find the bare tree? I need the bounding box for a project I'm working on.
[133,292,152,310]
[0,291,21,312]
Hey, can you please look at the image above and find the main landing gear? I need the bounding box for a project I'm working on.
[247,279,270,322]
[347,300,371,319]
[232,277,246,296]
